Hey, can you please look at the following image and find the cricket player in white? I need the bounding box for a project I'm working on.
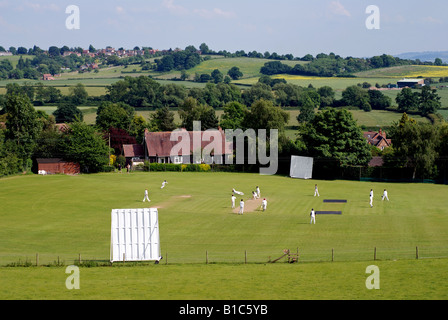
[231,194,236,208]
[143,189,150,202]
[161,180,168,189]
[238,199,244,215]
[382,189,389,201]
[256,186,260,199]
[369,189,374,208]
[261,198,267,211]
[232,188,244,195]
[310,208,315,224]
[314,184,320,197]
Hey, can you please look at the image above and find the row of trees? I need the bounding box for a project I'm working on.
[2,85,448,181]
[260,54,431,78]
[1,76,441,125]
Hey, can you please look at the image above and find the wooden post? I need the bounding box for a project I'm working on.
[165,252,168,265]
[245,250,247,264]
[331,248,334,262]
[374,247,377,261]
[206,250,208,264]
[36,253,39,266]
[416,246,419,260]
[79,253,81,265]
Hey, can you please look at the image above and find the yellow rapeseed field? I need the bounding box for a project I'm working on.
[402,66,448,78]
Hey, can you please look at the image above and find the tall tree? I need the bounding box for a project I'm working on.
[418,85,441,116]
[219,101,248,130]
[298,108,371,168]
[244,99,289,134]
[96,102,135,132]
[178,97,219,131]
[389,113,441,179]
[148,106,177,132]
[53,103,83,123]
[69,83,88,105]
[396,88,419,112]
[4,92,42,165]
[59,121,110,173]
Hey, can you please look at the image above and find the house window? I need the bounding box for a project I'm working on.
[173,156,182,164]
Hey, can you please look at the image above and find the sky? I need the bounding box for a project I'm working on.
[1,0,447,58]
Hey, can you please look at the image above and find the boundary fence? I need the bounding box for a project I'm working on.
[2,245,448,267]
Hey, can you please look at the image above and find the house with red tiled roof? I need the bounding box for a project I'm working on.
[42,74,54,81]
[123,128,233,166]
[363,129,392,151]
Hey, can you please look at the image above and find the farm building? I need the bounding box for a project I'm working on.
[363,129,392,151]
[123,128,233,165]
[42,74,55,81]
[36,158,80,175]
[397,79,425,88]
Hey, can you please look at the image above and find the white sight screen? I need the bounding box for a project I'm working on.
[110,208,161,262]
[290,155,314,179]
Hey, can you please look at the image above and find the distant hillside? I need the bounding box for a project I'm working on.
[394,51,448,63]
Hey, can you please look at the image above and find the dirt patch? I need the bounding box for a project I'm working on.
[153,195,192,209]
[233,198,264,214]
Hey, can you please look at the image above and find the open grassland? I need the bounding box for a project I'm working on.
[1,172,448,299]
[0,55,34,68]
[1,260,447,300]
[234,75,398,90]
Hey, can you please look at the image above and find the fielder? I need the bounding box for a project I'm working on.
[369,189,374,208]
[256,186,261,199]
[238,199,244,215]
[261,198,267,211]
[143,189,151,202]
[252,191,257,200]
[382,189,389,201]
[232,188,244,196]
[314,184,320,197]
[161,180,168,189]
[310,208,315,224]
[231,194,236,208]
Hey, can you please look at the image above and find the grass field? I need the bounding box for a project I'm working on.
[354,65,448,79]
[1,172,448,300]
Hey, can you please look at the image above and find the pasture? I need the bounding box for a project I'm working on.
[1,172,448,299]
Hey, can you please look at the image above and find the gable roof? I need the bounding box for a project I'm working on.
[143,129,233,157]
[123,144,144,158]
[363,130,392,148]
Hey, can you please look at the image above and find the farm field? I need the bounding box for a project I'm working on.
[1,172,448,299]
[354,65,448,79]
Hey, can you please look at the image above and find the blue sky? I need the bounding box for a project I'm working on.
[0,0,447,57]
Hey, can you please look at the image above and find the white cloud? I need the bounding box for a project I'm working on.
[13,1,60,13]
[422,16,443,25]
[193,8,236,20]
[328,1,351,17]
[116,6,125,15]
[161,0,188,16]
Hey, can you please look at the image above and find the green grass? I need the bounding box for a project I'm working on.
[2,260,447,300]
[1,172,448,299]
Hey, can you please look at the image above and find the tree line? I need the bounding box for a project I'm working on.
[1,84,448,181]
[259,53,440,78]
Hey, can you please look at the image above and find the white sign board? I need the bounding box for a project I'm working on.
[290,155,314,179]
[110,208,161,262]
